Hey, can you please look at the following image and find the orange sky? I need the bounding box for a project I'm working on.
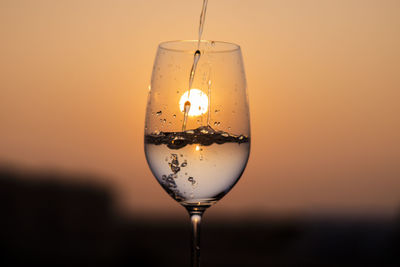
[1,0,400,219]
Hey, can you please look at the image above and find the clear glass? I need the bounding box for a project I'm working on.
[144,40,250,266]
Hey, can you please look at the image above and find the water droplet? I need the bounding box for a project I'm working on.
[215,109,220,113]
[156,111,162,116]
[173,114,176,118]
[184,101,191,110]
[181,160,187,167]
[211,41,216,47]
[213,122,220,126]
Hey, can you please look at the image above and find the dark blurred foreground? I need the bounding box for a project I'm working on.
[1,165,400,267]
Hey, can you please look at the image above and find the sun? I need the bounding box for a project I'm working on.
[179,89,208,116]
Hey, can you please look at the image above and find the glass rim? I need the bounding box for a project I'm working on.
[158,40,241,54]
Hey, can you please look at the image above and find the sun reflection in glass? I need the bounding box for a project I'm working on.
[179,89,208,116]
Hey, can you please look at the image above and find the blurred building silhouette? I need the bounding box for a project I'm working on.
[0,164,399,266]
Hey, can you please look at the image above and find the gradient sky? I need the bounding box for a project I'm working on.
[1,0,399,219]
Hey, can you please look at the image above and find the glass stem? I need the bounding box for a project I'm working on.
[189,210,204,267]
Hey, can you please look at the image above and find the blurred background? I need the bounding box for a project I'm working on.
[1,0,399,266]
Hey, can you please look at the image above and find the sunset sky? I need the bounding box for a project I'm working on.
[1,0,399,219]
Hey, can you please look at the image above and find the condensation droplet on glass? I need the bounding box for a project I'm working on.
[215,109,220,113]
[156,111,162,116]
[211,41,216,47]
[214,122,220,126]
[173,114,176,118]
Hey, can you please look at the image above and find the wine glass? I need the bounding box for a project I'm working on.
[144,40,250,267]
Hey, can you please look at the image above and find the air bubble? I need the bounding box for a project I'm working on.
[188,177,196,185]
[169,154,181,174]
